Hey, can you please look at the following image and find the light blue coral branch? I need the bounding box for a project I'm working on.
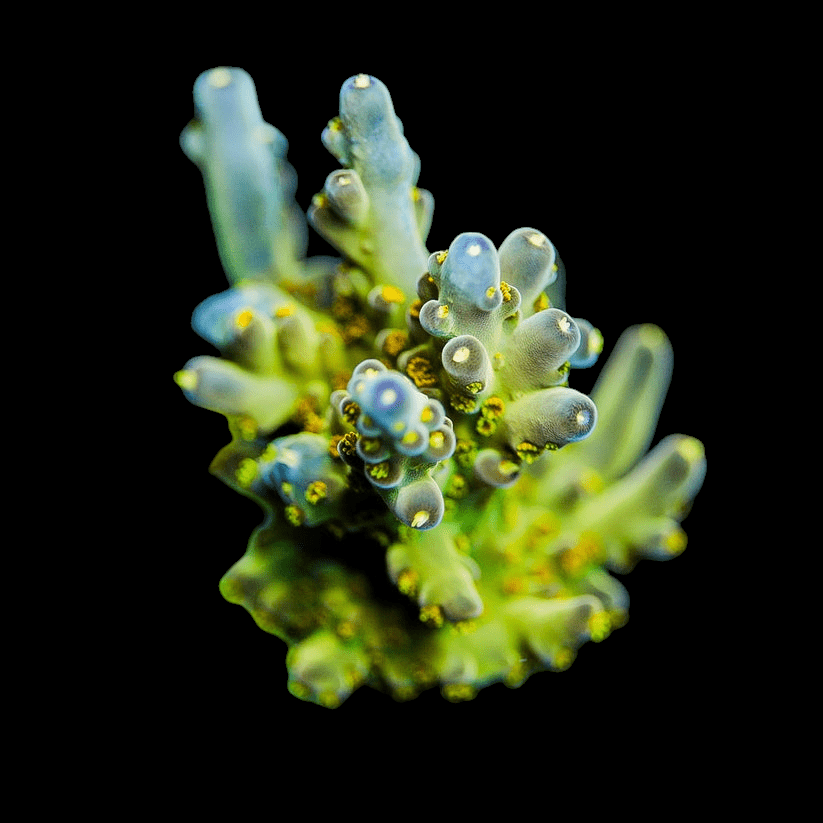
[181,67,306,286]
[309,74,431,297]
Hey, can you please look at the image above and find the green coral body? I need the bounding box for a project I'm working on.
[176,68,706,708]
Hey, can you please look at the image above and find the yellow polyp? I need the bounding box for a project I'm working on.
[354,73,371,88]
[367,461,391,480]
[235,458,258,488]
[533,293,549,313]
[677,437,705,464]
[328,116,343,132]
[406,355,438,389]
[397,568,419,596]
[664,528,688,555]
[527,231,546,247]
[305,480,328,504]
[336,620,356,639]
[446,473,467,498]
[274,304,295,318]
[481,396,505,418]
[235,308,254,329]
[588,611,612,643]
[442,683,476,702]
[260,442,278,462]
[290,681,311,700]
[476,417,496,436]
[486,286,497,299]
[361,437,381,453]
[419,604,444,628]
[237,416,257,440]
[280,481,293,497]
[207,67,232,88]
[429,431,445,450]
[312,192,329,208]
[453,619,477,635]
[437,304,449,319]
[410,510,430,529]
[284,505,304,526]
[516,442,541,463]
[380,285,405,304]
[579,468,605,495]
[435,250,448,264]
[342,401,361,424]
[381,330,408,358]
[500,281,512,302]
[505,661,529,688]
[503,576,525,594]
[319,691,342,709]
[420,406,434,423]
[465,381,483,394]
[337,431,358,457]
[402,430,420,445]
[342,316,370,344]
[411,186,420,202]
[392,420,406,432]
[499,460,520,476]
[173,369,197,391]
[552,649,575,671]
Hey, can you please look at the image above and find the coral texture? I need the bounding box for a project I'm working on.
[175,68,706,707]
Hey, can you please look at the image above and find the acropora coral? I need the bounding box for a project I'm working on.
[175,68,706,707]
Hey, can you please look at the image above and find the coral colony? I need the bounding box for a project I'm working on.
[175,68,706,707]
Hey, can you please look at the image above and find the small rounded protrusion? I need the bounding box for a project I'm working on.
[474,449,521,488]
[504,388,597,451]
[440,232,502,311]
[393,478,446,530]
[441,335,493,395]
[323,168,370,226]
[569,317,603,369]
[498,227,557,309]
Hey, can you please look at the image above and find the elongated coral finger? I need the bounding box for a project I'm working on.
[181,67,306,285]
[390,478,446,531]
[386,525,483,619]
[441,335,494,402]
[504,595,605,668]
[174,355,300,432]
[502,308,581,393]
[498,227,558,315]
[287,630,372,708]
[571,434,707,570]
[312,74,428,294]
[576,324,674,480]
[503,387,597,453]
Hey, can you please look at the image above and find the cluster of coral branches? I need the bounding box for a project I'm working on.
[176,69,706,707]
